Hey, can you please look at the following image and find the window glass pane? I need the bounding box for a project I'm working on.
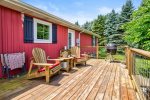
[37,23,44,32]
[44,32,49,40]
[37,32,43,39]
[37,23,50,40]
[44,25,49,33]
[68,33,72,48]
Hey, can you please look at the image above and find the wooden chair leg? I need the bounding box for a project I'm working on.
[45,66,50,83]
[27,60,34,79]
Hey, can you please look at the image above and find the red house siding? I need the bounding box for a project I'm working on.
[80,33,92,46]
[0,6,96,78]
[80,33,96,54]
[0,6,68,76]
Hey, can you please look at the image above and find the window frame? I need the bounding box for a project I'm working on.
[33,18,52,43]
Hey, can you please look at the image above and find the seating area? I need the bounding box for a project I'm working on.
[27,47,89,83]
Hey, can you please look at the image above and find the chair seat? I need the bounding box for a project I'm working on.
[38,62,60,73]
[76,57,87,62]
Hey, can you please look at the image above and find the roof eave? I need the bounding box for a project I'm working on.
[0,0,100,38]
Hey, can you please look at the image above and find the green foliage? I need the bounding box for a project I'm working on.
[37,23,49,39]
[75,21,80,26]
[82,21,93,31]
[117,0,134,45]
[104,10,122,45]
[120,0,134,23]
[122,0,150,50]
[92,15,106,45]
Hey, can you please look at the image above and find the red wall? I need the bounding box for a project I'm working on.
[80,33,96,54]
[0,6,95,77]
[0,6,68,71]
[80,33,92,46]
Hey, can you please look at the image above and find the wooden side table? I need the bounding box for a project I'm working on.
[59,57,73,72]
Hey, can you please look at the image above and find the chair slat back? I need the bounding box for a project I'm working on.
[61,51,69,58]
[32,48,47,63]
[71,46,80,58]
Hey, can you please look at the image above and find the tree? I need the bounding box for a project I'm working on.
[104,10,122,45]
[92,15,106,45]
[82,21,93,31]
[116,0,134,45]
[75,21,80,26]
[122,0,150,50]
[120,0,134,23]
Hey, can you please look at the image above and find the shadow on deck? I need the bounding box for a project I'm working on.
[0,59,138,100]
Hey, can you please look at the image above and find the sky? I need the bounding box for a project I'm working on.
[22,0,142,25]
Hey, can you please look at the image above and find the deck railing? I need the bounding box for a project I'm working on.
[80,46,126,62]
[126,47,150,100]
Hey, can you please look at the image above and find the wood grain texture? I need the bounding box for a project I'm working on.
[3,59,138,100]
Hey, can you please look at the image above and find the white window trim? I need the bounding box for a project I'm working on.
[34,18,52,43]
[68,29,75,48]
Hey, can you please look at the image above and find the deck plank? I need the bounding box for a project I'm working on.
[103,63,117,100]
[44,60,100,100]
[14,59,96,100]
[35,59,96,100]
[112,63,120,100]
[55,61,106,100]
[69,61,107,100]
[120,64,129,100]
[3,59,138,100]
[95,62,114,100]
[86,62,110,100]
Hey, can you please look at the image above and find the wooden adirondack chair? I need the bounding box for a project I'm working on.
[27,48,61,83]
[70,46,89,67]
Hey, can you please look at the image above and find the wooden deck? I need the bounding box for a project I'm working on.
[2,59,138,100]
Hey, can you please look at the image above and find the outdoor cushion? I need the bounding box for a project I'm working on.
[38,62,60,73]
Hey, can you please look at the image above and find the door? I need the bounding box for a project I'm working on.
[68,29,75,49]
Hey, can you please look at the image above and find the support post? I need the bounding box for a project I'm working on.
[96,38,99,59]
[96,46,99,59]
[128,47,133,76]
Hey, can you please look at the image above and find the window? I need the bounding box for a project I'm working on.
[34,18,52,43]
[92,36,96,46]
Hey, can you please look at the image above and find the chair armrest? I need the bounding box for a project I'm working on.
[47,58,64,61]
[33,63,53,66]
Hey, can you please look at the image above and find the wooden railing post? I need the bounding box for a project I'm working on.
[126,47,133,76]
[129,48,132,76]
[96,46,99,59]
[125,46,129,68]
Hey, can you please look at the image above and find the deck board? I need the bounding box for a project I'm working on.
[3,59,138,100]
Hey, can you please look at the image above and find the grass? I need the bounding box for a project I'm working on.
[135,57,150,78]
[98,47,125,61]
